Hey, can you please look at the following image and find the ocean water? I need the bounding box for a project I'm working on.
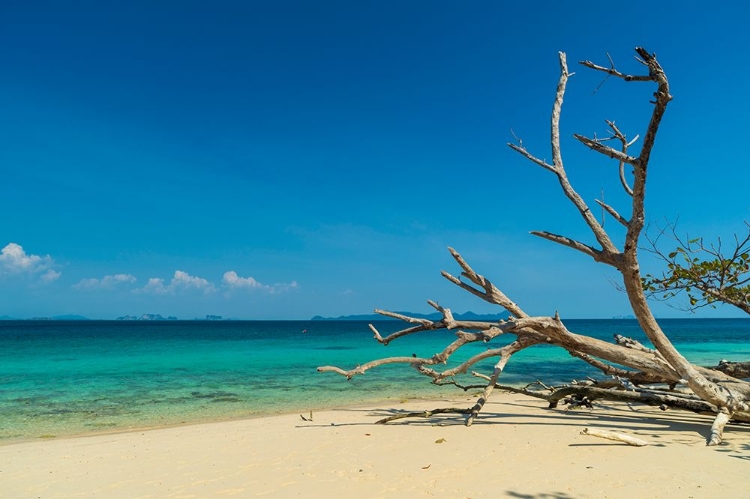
[1,318,748,443]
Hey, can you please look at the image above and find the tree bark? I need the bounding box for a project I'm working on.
[710,360,750,379]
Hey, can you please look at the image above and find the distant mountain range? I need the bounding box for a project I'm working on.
[3,311,511,321]
[311,311,511,321]
[115,314,225,321]
[0,315,90,321]
[116,314,179,321]
[0,314,221,321]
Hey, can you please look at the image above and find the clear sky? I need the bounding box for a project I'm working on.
[1,1,748,320]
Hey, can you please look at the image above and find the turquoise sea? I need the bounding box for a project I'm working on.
[1,319,749,443]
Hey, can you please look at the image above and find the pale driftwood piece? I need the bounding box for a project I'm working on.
[581,428,649,447]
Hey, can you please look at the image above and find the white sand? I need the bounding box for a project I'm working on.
[1,393,748,498]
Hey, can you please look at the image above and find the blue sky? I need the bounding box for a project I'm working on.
[1,1,748,319]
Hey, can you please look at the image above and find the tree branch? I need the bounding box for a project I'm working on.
[443,247,527,318]
[606,120,637,197]
[573,133,640,165]
[579,58,654,82]
[507,143,557,173]
[510,51,620,260]
[529,231,608,262]
[595,199,629,227]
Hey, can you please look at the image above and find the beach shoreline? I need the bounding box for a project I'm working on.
[4,319,748,448]
[0,391,454,447]
[2,392,748,498]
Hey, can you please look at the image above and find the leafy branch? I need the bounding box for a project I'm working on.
[643,221,750,314]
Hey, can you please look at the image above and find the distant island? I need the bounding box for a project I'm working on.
[311,311,511,321]
[116,314,227,321]
[116,314,179,321]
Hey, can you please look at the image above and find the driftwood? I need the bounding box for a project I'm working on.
[370,379,750,425]
[711,360,750,379]
[375,407,473,425]
[581,428,649,447]
[318,48,750,445]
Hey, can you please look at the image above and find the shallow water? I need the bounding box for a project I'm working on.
[1,318,748,442]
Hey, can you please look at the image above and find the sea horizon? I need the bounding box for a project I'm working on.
[2,315,748,321]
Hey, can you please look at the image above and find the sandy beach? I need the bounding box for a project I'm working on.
[1,392,748,499]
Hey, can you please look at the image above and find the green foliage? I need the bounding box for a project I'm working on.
[643,225,750,314]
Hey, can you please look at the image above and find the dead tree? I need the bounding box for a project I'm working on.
[318,48,750,445]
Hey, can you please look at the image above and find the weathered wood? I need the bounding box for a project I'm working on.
[710,360,750,379]
[375,407,473,425]
[708,411,732,446]
[581,428,649,447]
[488,382,750,423]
